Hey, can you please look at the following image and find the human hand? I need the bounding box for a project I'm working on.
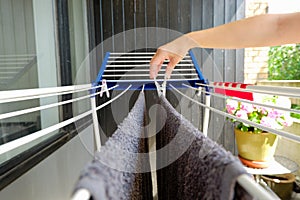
[149,34,198,79]
[149,48,183,79]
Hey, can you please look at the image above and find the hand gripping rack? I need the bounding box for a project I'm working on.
[91,50,209,95]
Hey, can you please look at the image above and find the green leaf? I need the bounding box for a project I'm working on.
[268,45,300,80]
[241,125,249,132]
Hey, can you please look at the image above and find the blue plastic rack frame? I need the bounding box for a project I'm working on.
[91,50,209,94]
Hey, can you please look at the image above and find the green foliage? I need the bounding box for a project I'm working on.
[291,104,300,120]
[268,44,300,80]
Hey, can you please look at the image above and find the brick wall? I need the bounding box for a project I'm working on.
[244,0,269,84]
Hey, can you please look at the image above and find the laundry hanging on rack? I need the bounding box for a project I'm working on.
[156,95,253,200]
[73,91,153,200]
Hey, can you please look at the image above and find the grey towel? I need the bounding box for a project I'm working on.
[74,91,152,200]
[156,95,252,200]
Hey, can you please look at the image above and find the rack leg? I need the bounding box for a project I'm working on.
[91,97,101,151]
[203,95,211,137]
[72,189,91,200]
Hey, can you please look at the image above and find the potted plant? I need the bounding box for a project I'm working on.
[226,94,293,168]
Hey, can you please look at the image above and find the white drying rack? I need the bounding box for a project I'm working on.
[73,51,295,200]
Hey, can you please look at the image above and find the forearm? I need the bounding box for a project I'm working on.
[187,13,300,49]
[150,12,300,78]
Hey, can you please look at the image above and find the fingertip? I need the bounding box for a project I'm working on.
[166,73,171,79]
[149,71,156,79]
[149,65,158,79]
[165,67,172,79]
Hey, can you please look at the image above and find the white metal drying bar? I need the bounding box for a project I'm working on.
[0,107,92,155]
[0,84,96,103]
[197,82,300,99]
[184,83,300,116]
[102,73,198,77]
[109,56,157,59]
[0,84,123,155]
[236,174,279,199]
[72,189,90,200]
[109,56,191,59]
[109,52,191,58]
[170,84,300,143]
[106,59,192,63]
[105,78,199,82]
[110,52,156,54]
[0,85,119,120]
[94,84,132,112]
[104,69,196,72]
[106,63,194,67]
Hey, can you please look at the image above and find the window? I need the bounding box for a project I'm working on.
[0,0,91,189]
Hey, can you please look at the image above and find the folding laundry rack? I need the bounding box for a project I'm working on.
[78,50,300,200]
[89,50,212,151]
[89,50,300,150]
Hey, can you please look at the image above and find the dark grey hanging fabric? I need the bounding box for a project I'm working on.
[74,91,153,200]
[156,95,253,200]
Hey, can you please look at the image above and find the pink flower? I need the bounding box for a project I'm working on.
[268,109,282,119]
[226,94,293,132]
[260,116,282,129]
[277,116,293,127]
[260,116,273,128]
[261,107,268,115]
[236,110,248,120]
[226,99,238,114]
[240,102,255,113]
[256,106,268,115]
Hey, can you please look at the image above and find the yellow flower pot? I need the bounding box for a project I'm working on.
[234,129,279,167]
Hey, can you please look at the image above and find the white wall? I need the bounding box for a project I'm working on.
[268,0,300,13]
